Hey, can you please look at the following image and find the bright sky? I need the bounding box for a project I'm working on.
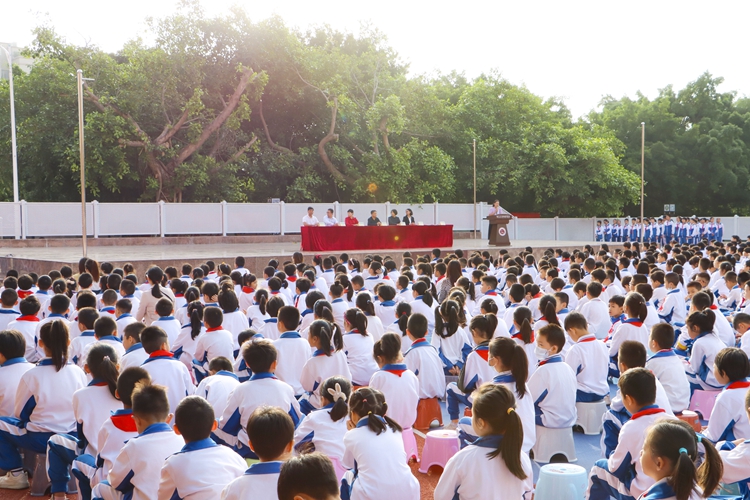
[4,0,748,118]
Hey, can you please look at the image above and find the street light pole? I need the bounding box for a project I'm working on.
[77,69,87,257]
[473,138,477,239]
[640,122,645,246]
[1,45,19,203]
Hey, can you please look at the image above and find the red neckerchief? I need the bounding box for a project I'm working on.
[18,315,40,322]
[384,367,407,377]
[206,326,223,333]
[709,305,718,310]
[111,413,138,432]
[149,350,173,358]
[631,407,666,420]
[533,292,543,299]
[476,349,489,361]
[18,290,33,299]
[436,276,445,283]
[175,293,184,298]
[578,335,596,343]
[726,381,750,390]
[287,277,297,283]
[242,287,255,294]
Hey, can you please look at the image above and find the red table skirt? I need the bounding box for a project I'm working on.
[301,225,453,251]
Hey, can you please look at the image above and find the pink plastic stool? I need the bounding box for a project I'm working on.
[330,456,347,482]
[418,429,459,473]
[402,427,419,463]
[689,389,721,419]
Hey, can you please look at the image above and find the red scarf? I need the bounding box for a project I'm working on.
[18,315,40,322]
[149,350,173,358]
[242,287,255,294]
[18,290,33,299]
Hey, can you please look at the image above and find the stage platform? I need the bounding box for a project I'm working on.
[0,239,599,277]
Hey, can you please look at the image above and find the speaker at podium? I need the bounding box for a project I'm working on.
[485,209,513,246]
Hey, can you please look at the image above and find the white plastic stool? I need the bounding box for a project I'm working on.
[531,426,577,463]
[575,400,606,435]
[534,463,588,500]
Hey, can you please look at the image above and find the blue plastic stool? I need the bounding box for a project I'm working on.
[534,463,587,500]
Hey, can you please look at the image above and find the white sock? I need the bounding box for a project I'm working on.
[10,468,24,476]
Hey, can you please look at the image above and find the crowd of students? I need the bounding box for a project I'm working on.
[1,236,750,499]
[596,216,724,245]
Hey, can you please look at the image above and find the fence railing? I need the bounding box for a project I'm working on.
[0,201,746,242]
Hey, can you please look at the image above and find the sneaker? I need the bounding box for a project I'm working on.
[443,421,458,431]
[0,470,29,489]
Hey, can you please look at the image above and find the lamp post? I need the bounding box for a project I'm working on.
[473,138,477,239]
[640,122,645,245]
[76,70,94,257]
[1,44,19,204]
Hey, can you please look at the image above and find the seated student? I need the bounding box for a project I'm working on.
[607,292,649,378]
[70,307,100,367]
[140,325,194,416]
[0,289,20,329]
[172,300,205,374]
[355,292,385,341]
[299,290,324,334]
[7,295,42,362]
[403,313,444,400]
[342,309,379,387]
[91,381,185,500]
[0,331,33,418]
[273,306,312,396]
[703,347,750,443]
[159,396,246,499]
[0,320,86,490]
[233,329,260,382]
[214,339,301,458]
[340,388,419,500]
[114,298,136,339]
[509,306,537,378]
[587,368,678,500]
[277,452,341,500]
[87,315,127,360]
[502,284,526,328]
[563,312,609,402]
[219,284,249,353]
[528,324,577,429]
[734,312,750,358]
[719,271,742,311]
[658,272,687,326]
[99,289,118,316]
[363,262,383,292]
[153,297,181,347]
[409,281,436,335]
[193,306,234,383]
[474,275,505,316]
[195,357,241,422]
[119,278,140,316]
[646,324,691,414]
[581,282,610,338]
[222,406,295,500]
[260,295,285,341]
[299,320,350,415]
[370,334,420,434]
[374,285,398,329]
[606,294,626,340]
[120,322,147,371]
[718,389,750,490]
[554,291,571,325]
[435,384,533,500]
[681,309,724,393]
[293,376,351,477]
[639,420,722,500]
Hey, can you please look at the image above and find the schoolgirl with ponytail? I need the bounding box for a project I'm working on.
[175,286,200,326]
[46,344,121,497]
[356,292,385,341]
[171,300,206,373]
[435,384,532,500]
[478,296,511,338]
[299,320,351,414]
[293,376,352,480]
[218,282,247,351]
[385,301,412,355]
[0,320,87,489]
[533,294,560,334]
[370,333,420,433]
[341,387,420,500]
[135,266,175,325]
[683,308,724,391]
[342,309,379,386]
[433,299,472,375]
[246,288,270,329]
[455,276,477,313]
[410,281,436,336]
[608,292,649,378]
[510,306,538,378]
[238,273,258,314]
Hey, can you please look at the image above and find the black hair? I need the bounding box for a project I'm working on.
[650,323,675,350]
[472,384,526,479]
[123,321,145,341]
[411,281,433,307]
[619,340,647,369]
[624,292,648,321]
[147,267,165,299]
[131,381,170,421]
[246,406,295,460]
[344,308,368,336]
[395,302,411,336]
[355,292,376,316]
[319,376,352,422]
[116,367,151,407]
[563,311,588,331]
[188,301,205,340]
[175,396,215,442]
[86,343,119,398]
[373,332,402,364]
[309,319,344,354]
[278,306,301,332]
[686,309,716,333]
[201,281,219,302]
[94,315,117,339]
[489,337,528,398]
[538,294,560,326]
[469,313,498,342]
[78,273,93,289]
[0,329,26,359]
[75,291,97,310]
[237,329,258,346]
[218,284,239,314]
[406,313,428,339]
[243,338,277,373]
[267,296,285,318]
[18,296,41,316]
[277,453,340,500]
[140,326,169,353]
[154,298,173,318]
[619,367,656,407]
[715,347,750,382]
[538,324,565,352]
[436,299,462,339]
[254,289,269,316]
[49,293,71,314]
[77,307,99,330]
[348,387,401,435]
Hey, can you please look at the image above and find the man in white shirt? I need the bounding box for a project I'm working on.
[302,207,319,227]
[323,208,338,226]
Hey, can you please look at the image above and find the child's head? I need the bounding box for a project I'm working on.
[508,284,525,304]
[116,298,133,316]
[85,343,119,398]
[94,315,117,339]
[649,323,675,353]
[348,387,400,434]
[685,309,716,339]
[563,311,589,340]
[406,313,428,341]
[277,453,341,500]
[469,313,498,345]
[155,298,174,318]
[101,289,118,307]
[131,381,170,432]
[309,319,343,354]
[624,292,648,321]
[319,376,351,423]
[208,356,233,375]
[713,347,750,386]
[18,296,40,317]
[0,330,25,365]
[373,333,402,367]
[38,320,70,370]
[733,313,750,335]
[140,326,169,353]
[203,307,224,330]
[488,337,528,397]
[618,340,647,373]
[116,367,151,408]
[537,324,565,356]
[618,367,656,413]
[246,406,295,461]
[122,321,145,350]
[608,295,625,318]
[242,338,278,374]
[343,308,368,336]
[174,396,216,443]
[48,293,71,315]
[0,289,17,308]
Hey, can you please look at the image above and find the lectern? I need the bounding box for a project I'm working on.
[486,214,513,246]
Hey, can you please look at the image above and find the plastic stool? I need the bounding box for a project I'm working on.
[575,400,606,435]
[676,410,702,431]
[26,451,78,497]
[534,463,588,500]
[415,398,443,430]
[330,456,347,482]
[418,429,459,473]
[402,427,419,463]
[531,426,577,463]
[689,390,721,419]
[463,407,472,417]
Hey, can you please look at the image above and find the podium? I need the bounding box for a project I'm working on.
[486,214,513,246]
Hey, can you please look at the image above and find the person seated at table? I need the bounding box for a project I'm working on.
[367,210,382,226]
[403,208,415,225]
[388,210,400,226]
[345,209,359,226]
[323,209,338,226]
[302,207,319,227]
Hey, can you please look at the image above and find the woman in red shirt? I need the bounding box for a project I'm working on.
[345,209,359,226]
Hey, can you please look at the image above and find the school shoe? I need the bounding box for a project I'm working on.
[0,470,29,489]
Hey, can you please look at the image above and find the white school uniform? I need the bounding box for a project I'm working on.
[651,285,668,310]
[343,331,379,386]
[273,331,312,395]
[474,291,506,316]
[119,343,148,371]
[153,316,182,346]
[362,275,382,292]
[658,288,686,325]
[719,440,750,494]
[70,330,97,367]
[84,337,127,364]
[238,289,256,314]
[193,327,235,372]
[685,332,724,390]
[403,338,445,399]
[293,403,348,461]
[84,408,138,487]
[342,417,420,500]
[330,298,348,331]
[0,357,33,416]
[115,313,136,339]
[720,285,742,311]
[300,349,352,409]
[221,461,282,500]
[409,296,437,335]
[431,326,472,372]
[646,350,690,413]
[434,434,533,500]
[644,301,659,331]
[172,323,204,374]
[71,381,122,455]
[713,308,736,347]
[141,352,195,415]
[608,318,649,359]
[374,300,397,330]
[0,308,20,330]
[564,334,609,399]
[369,364,420,429]
[581,297,610,338]
[159,439,246,500]
[195,371,241,422]
[703,380,750,442]
[493,372,536,453]
[363,313,385,342]
[7,315,42,362]
[527,355,577,428]
[562,285,579,310]
[502,303,523,332]
[214,373,301,449]
[222,310,249,350]
[259,318,281,341]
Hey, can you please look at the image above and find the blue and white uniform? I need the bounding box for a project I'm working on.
[193,327,235,383]
[0,308,20,330]
[299,349,351,414]
[527,354,577,428]
[564,334,609,402]
[369,364,420,430]
[221,461,283,500]
[431,326,472,374]
[703,380,750,443]
[195,371,241,422]
[330,298,348,331]
[115,313,136,339]
[0,357,32,416]
[7,315,41,362]
[403,338,444,399]
[658,288,686,325]
[409,296,436,336]
[608,319,649,377]
[222,309,249,351]
[120,342,148,371]
[375,300,398,330]
[343,330,379,386]
[684,331,724,391]
[70,330,97,368]
[273,331,312,396]
[293,403,347,462]
[646,349,690,414]
[446,342,494,421]
[718,439,750,499]
[141,351,194,415]
[246,303,269,330]
[154,316,182,346]
[172,323,204,374]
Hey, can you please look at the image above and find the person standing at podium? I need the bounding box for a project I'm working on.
[488,200,502,216]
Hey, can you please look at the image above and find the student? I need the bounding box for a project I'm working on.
[475,275,505,315]
[735,312,750,358]
[646,324,690,414]
[119,279,140,318]
[135,266,176,325]
[299,320,351,414]
[703,347,750,442]
[90,381,185,500]
[606,294,626,340]
[46,344,121,498]
[0,320,87,490]
[399,313,441,401]
[563,311,609,402]
[369,334,420,433]
[0,331,33,418]
[159,396,246,499]
[214,339,301,457]
[374,285,398,329]
[261,296,286,340]
[140,325,194,416]
[0,289,20,329]
[342,308,379,386]
[113,298,135,339]
[195,356,241,422]
[528,324,577,428]
[435,384,532,500]
[502,284,525,328]
[222,406,295,500]
[70,307,100,367]
[587,368,678,500]
[193,306,234,383]
[608,292,649,378]
[431,299,472,375]
[682,309,724,393]
[153,297,181,346]
[581,281,610,339]
[509,306,537,378]
[409,281,436,335]
[219,284,249,352]
[293,377,351,479]
[8,295,42,362]
[355,292,385,341]
[171,300,205,374]
[277,452,341,500]
[340,388,419,500]
[88,315,127,360]
[446,314,497,427]
[273,306,312,396]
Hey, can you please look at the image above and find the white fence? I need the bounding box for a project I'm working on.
[0,200,746,242]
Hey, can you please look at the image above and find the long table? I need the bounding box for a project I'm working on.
[301,225,453,251]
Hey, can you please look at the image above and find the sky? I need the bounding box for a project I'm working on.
[3,0,748,118]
